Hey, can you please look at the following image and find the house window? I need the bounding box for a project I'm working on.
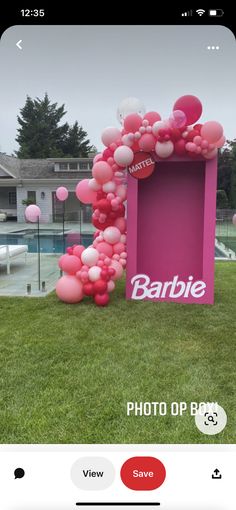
[59,163,68,170]
[9,191,16,205]
[69,162,78,170]
[27,191,36,203]
[79,162,88,170]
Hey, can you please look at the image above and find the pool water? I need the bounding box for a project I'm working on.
[0,229,93,253]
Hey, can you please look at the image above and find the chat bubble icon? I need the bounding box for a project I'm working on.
[14,468,25,479]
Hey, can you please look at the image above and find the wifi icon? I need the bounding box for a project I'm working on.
[196,9,206,16]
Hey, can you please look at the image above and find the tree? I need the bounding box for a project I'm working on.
[61,121,93,157]
[218,140,236,208]
[15,93,93,158]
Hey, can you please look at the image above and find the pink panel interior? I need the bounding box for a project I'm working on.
[137,161,205,280]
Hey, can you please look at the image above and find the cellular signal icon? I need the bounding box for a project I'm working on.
[182,10,193,16]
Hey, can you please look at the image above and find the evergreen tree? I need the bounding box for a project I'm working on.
[61,121,93,157]
[218,140,236,208]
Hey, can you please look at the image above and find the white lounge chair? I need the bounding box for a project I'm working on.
[0,245,28,274]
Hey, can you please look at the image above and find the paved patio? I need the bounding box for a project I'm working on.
[0,252,60,297]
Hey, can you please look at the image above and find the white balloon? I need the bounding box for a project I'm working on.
[81,247,99,267]
[155,141,174,158]
[117,97,146,125]
[88,266,101,282]
[88,178,101,191]
[102,181,116,193]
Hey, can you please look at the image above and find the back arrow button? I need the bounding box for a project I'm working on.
[16,40,22,50]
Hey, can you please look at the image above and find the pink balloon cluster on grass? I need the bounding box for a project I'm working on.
[56,94,225,306]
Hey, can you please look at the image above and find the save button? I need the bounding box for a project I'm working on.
[120,456,166,490]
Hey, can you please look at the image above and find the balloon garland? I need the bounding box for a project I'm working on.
[56,95,225,306]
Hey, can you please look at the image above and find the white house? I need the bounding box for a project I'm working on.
[0,153,93,223]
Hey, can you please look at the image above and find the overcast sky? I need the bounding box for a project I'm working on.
[0,24,235,155]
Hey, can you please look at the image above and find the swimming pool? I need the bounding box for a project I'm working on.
[0,229,93,253]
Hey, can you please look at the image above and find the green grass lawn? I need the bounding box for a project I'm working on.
[0,261,235,444]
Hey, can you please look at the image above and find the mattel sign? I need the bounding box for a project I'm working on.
[126,152,217,304]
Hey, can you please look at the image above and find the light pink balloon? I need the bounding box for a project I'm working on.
[143,111,161,125]
[114,146,134,167]
[92,161,113,184]
[75,179,97,204]
[169,110,186,129]
[155,141,174,158]
[113,242,125,255]
[56,186,68,201]
[88,178,102,191]
[58,254,82,275]
[138,133,156,152]
[201,121,223,144]
[204,148,218,159]
[73,245,85,258]
[56,275,83,303]
[25,204,41,223]
[215,135,226,148]
[103,226,121,245]
[93,153,103,163]
[96,241,113,258]
[114,217,126,234]
[232,214,236,226]
[107,280,115,292]
[101,127,122,147]
[152,120,170,137]
[110,260,123,280]
[116,184,127,201]
[88,266,101,282]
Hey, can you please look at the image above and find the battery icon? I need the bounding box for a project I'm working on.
[209,9,224,16]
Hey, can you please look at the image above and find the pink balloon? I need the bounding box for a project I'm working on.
[124,113,142,133]
[169,110,186,129]
[173,95,202,126]
[203,148,218,159]
[201,121,223,144]
[143,111,161,125]
[107,280,115,292]
[96,241,113,258]
[93,153,103,163]
[113,242,125,255]
[73,245,85,258]
[114,217,126,234]
[215,135,226,148]
[101,127,122,147]
[25,204,41,223]
[186,142,197,153]
[110,260,123,280]
[155,141,174,158]
[92,161,113,184]
[138,133,156,151]
[103,226,121,245]
[58,254,82,274]
[232,214,236,226]
[114,146,134,167]
[56,186,68,201]
[56,275,83,304]
[75,179,97,204]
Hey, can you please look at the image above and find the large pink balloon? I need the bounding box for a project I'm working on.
[201,121,223,144]
[56,186,68,201]
[76,179,97,204]
[92,161,113,184]
[124,113,142,133]
[56,275,83,303]
[143,111,161,125]
[25,204,41,223]
[101,127,122,147]
[58,254,82,274]
[173,95,202,126]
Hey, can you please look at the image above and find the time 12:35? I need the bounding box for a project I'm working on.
[20,9,45,17]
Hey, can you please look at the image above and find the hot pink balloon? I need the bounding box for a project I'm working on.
[169,110,187,129]
[56,275,83,303]
[114,217,126,234]
[124,113,143,133]
[92,161,113,184]
[76,179,97,204]
[73,245,85,258]
[201,121,223,144]
[143,111,161,125]
[173,95,202,126]
[138,133,156,152]
[101,127,122,147]
[25,204,41,223]
[56,186,68,201]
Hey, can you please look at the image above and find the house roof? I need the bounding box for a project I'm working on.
[0,153,93,181]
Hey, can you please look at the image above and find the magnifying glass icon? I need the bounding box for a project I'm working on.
[208,415,215,423]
